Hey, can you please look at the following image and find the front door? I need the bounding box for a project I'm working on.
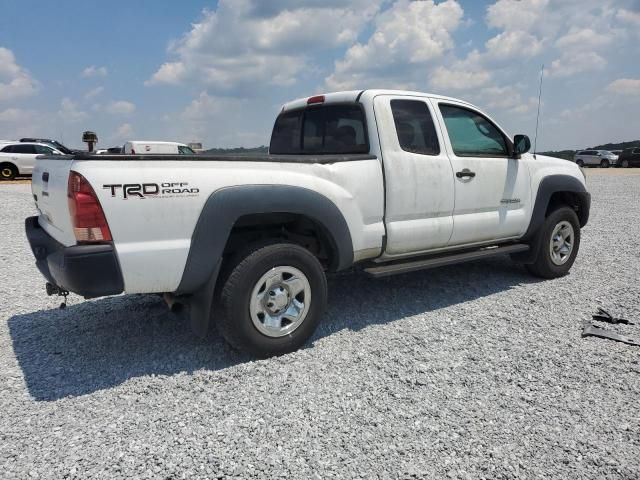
[374,95,455,256]
[432,100,531,246]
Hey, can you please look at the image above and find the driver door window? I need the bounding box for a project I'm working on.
[439,105,508,158]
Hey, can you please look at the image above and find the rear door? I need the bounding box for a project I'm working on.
[5,144,37,174]
[374,94,455,255]
[433,100,531,246]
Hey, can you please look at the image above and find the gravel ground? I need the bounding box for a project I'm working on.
[1,172,639,479]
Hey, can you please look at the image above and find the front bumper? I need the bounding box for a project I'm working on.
[25,216,124,298]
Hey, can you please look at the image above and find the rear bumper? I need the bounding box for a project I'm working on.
[25,216,124,298]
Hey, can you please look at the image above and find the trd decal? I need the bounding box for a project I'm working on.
[103,182,200,199]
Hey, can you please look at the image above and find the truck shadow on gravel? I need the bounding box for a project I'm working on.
[9,257,539,401]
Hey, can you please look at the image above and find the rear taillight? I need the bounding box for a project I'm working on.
[67,171,112,242]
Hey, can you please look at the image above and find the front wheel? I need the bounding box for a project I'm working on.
[575,159,584,168]
[526,207,581,279]
[0,163,18,181]
[621,159,630,168]
[217,243,328,357]
[600,159,610,168]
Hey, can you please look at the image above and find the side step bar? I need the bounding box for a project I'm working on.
[364,243,530,278]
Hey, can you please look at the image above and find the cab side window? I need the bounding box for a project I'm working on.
[439,104,508,157]
[12,144,37,154]
[34,145,54,155]
[390,100,440,155]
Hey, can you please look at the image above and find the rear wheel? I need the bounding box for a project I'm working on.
[217,242,328,357]
[526,207,580,279]
[621,159,630,168]
[0,163,17,181]
[600,159,610,168]
[575,159,584,168]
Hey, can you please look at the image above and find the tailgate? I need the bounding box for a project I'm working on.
[31,158,76,246]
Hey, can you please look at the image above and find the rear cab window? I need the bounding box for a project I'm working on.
[270,103,369,155]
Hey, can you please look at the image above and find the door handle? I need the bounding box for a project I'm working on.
[456,169,476,179]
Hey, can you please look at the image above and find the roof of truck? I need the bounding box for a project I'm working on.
[125,140,189,146]
[281,89,477,112]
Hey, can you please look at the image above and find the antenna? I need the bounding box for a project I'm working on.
[533,64,544,158]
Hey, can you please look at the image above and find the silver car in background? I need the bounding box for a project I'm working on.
[574,149,618,168]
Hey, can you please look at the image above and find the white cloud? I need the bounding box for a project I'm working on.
[81,65,108,78]
[325,0,464,90]
[104,100,136,115]
[429,65,491,91]
[486,0,549,31]
[0,47,38,102]
[606,78,640,96]
[548,51,606,78]
[485,31,544,59]
[58,97,88,122]
[112,123,134,141]
[0,108,40,139]
[475,86,538,114]
[84,86,104,100]
[616,8,640,26]
[147,0,385,91]
[555,28,613,50]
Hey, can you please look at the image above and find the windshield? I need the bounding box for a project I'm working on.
[49,141,72,154]
[178,145,196,155]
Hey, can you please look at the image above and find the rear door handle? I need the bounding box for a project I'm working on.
[456,169,476,179]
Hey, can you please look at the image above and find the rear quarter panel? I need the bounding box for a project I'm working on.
[74,159,385,293]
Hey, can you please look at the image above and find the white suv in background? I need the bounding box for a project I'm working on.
[574,149,618,168]
[0,142,63,180]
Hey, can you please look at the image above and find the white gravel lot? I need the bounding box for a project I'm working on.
[1,171,639,479]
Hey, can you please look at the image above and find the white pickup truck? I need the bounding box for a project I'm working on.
[26,90,590,357]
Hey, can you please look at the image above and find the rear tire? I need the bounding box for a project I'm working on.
[217,242,328,357]
[600,159,610,168]
[622,159,630,168]
[526,207,580,279]
[0,163,17,181]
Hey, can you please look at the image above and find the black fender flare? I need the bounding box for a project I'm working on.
[175,185,354,335]
[515,174,591,263]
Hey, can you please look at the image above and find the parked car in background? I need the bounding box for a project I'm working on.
[0,142,63,180]
[616,147,640,168]
[19,138,81,155]
[574,149,618,168]
[95,147,123,155]
[122,141,195,155]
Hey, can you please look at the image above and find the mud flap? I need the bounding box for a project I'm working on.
[187,260,221,338]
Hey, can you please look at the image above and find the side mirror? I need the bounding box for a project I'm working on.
[514,134,531,156]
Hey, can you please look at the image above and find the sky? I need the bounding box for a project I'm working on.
[0,0,639,151]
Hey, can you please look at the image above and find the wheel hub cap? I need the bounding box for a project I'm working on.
[249,266,311,338]
[1,168,11,178]
[549,221,574,266]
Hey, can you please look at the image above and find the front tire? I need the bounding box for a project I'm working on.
[526,207,581,279]
[600,159,610,168]
[217,243,328,357]
[575,159,584,168]
[0,163,18,181]
[622,159,630,168]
